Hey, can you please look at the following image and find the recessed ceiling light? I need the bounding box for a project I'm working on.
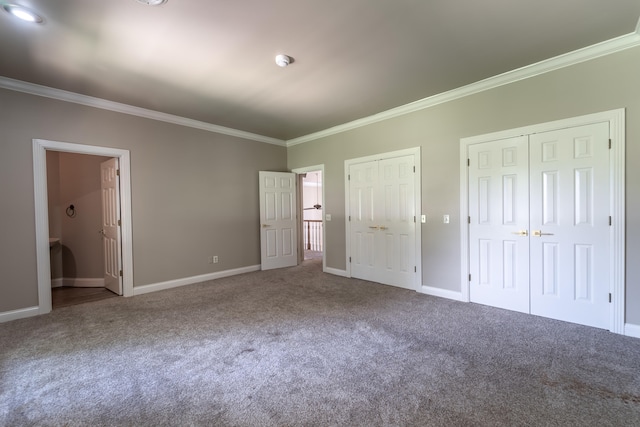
[135,0,168,5]
[2,4,44,23]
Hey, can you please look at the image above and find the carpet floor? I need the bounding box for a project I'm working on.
[1,259,639,426]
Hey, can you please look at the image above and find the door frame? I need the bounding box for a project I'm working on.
[345,147,422,289]
[459,109,625,334]
[292,165,326,272]
[33,139,134,315]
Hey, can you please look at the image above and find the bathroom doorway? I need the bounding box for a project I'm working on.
[33,139,134,316]
[46,151,119,308]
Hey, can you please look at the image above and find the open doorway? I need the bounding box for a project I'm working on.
[46,151,119,309]
[300,169,323,261]
[33,139,134,316]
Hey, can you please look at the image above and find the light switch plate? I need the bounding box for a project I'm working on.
[443,214,450,224]
[325,214,332,221]
[421,214,426,223]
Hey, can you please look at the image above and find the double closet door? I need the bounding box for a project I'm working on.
[349,154,416,290]
[468,122,610,328]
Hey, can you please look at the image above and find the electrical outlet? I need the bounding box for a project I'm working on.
[213,256,219,264]
[421,214,426,223]
[443,214,450,224]
[207,256,213,264]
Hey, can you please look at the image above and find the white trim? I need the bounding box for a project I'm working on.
[0,77,285,146]
[62,278,106,288]
[418,285,465,302]
[292,164,326,273]
[344,147,422,290]
[286,32,640,146]
[133,265,260,296]
[324,267,348,277]
[33,139,135,317]
[459,109,625,334]
[0,306,40,323]
[624,323,640,339]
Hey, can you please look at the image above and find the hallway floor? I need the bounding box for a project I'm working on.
[52,287,118,309]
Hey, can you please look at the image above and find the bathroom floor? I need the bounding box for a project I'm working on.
[52,287,118,309]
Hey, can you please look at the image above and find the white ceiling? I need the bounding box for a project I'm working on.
[1,1,639,141]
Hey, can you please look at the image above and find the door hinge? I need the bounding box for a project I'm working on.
[468,216,471,224]
[118,219,121,226]
[119,270,123,277]
[609,216,612,226]
[349,257,352,263]
[348,174,351,181]
[348,215,351,221]
[608,139,612,149]
[469,274,471,282]
[414,215,416,223]
[116,169,120,176]
[414,266,417,273]
[467,158,470,167]
[609,293,612,303]
[413,166,416,173]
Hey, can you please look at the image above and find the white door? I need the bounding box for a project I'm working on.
[467,123,611,328]
[529,123,610,328]
[349,155,416,289]
[100,158,122,295]
[468,136,530,313]
[259,171,297,270]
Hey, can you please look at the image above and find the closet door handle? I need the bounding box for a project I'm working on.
[532,230,554,237]
[368,226,380,230]
[379,226,388,230]
[511,230,528,236]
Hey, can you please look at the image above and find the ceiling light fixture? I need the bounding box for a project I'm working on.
[275,54,291,68]
[2,3,44,23]
[135,0,168,5]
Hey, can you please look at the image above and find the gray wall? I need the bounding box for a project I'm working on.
[287,46,640,325]
[0,89,286,312]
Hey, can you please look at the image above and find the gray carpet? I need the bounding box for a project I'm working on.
[1,259,639,426]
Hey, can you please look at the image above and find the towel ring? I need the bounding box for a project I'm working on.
[66,204,76,218]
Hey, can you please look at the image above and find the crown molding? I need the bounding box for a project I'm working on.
[0,77,286,146]
[286,31,640,147]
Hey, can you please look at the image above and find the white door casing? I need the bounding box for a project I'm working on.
[101,158,123,295]
[529,123,610,328]
[468,136,530,313]
[33,139,134,317]
[259,171,298,270]
[347,149,419,290]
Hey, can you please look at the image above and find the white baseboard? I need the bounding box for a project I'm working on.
[62,278,105,288]
[51,278,63,288]
[133,265,261,296]
[324,267,348,277]
[624,323,640,339]
[418,285,465,302]
[0,306,40,323]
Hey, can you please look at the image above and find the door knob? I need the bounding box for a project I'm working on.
[511,230,528,236]
[379,226,388,230]
[261,224,272,228]
[532,230,554,237]
[368,226,380,230]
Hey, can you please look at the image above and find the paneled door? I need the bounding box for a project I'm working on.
[529,123,610,328]
[100,158,122,295]
[467,122,611,328]
[349,155,416,289]
[468,136,530,313]
[259,171,297,270]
